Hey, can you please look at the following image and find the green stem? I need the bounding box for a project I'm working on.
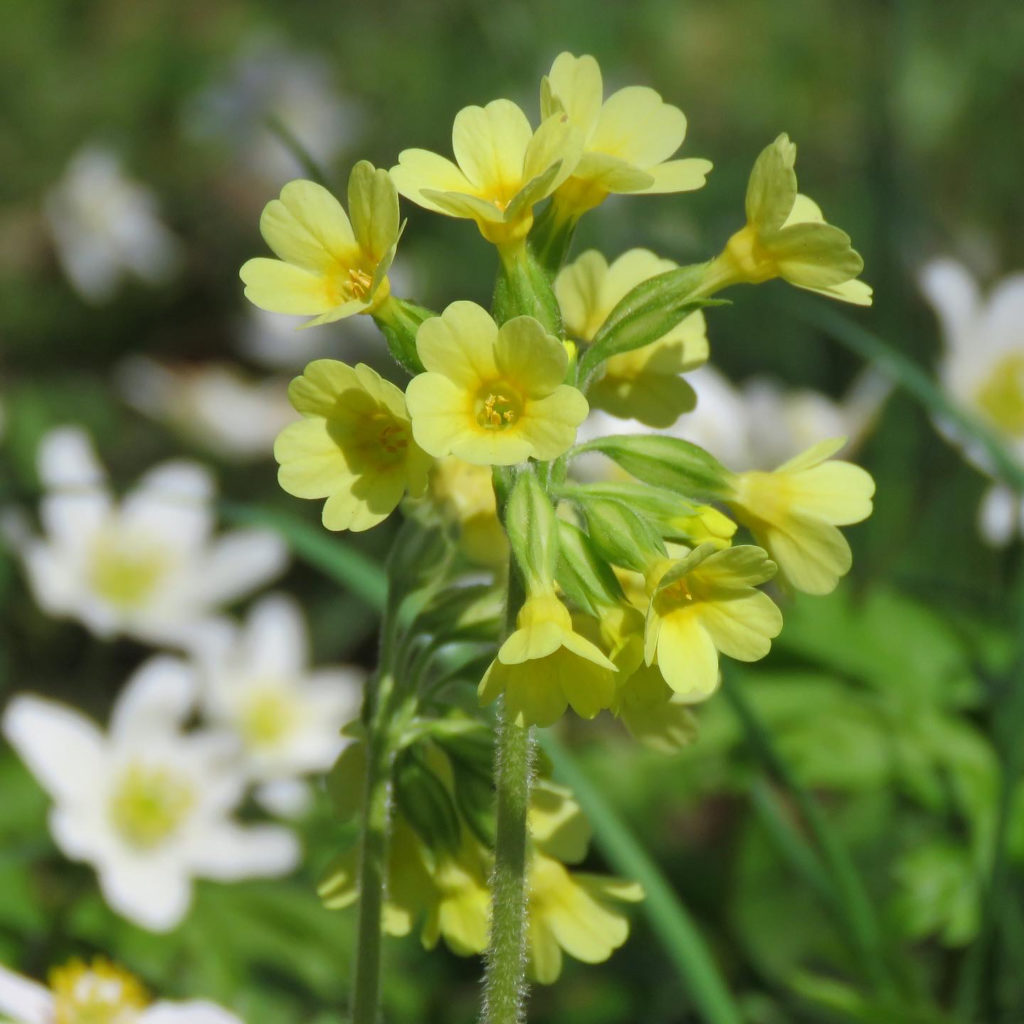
[481,563,533,1024]
[351,669,395,1024]
[723,672,897,997]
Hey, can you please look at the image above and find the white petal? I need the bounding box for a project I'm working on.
[192,531,288,609]
[99,857,193,932]
[122,461,215,555]
[110,656,197,741]
[240,593,307,675]
[142,1002,244,1024]
[39,489,112,556]
[978,483,1019,547]
[255,778,313,818]
[2,695,106,803]
[185,823,300,880]
[37,425,106,489]
[918,259,979,357]
[0,964,52,1024]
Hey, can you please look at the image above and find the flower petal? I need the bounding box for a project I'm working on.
[590,86,687,168]
[656,612,720,700]
[259,180,357,272]
[495,316,568,397]
[111,655,197,741]
[452,99,532,195]
[240,258,334,316]
[415,301,499,386]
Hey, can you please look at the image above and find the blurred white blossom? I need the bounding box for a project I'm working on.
[13,426,287,646]
[44,146,182,304]
[116,358,294,461]
[577,364,887,479]
[186,37,361,186]
[0,958,243,1023]
[193,593,363,816]
[2,657,299,932]
[920,259,1024,546]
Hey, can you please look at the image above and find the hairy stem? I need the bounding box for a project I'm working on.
[481,564,533,1024]
[351,670,395,1024]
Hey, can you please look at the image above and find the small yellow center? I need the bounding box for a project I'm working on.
[239,686,299,750]
[109,762,195,849]
[975,354,1024,437]
[50,958,148,1024]
[88,533,169,610]
[347,266,373,298]
[475,383,523,430]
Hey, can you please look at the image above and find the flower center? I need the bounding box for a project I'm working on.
[975,354,1024,437]
[239,686,299,750]
[475,383,524,430]
[50,958,148,1024]
[88,532,169,610]
[346,266,373,299]
[109,762,195,849]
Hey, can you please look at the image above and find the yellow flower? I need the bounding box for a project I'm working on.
[541,52,711,216]
[405,301,589,466]
[671,505,737,549]
[275,360,431,531]
[429,456,507,567]
[240,162,401,325]
[645,544,783,699]
[726,438,875,595]
[390,99,582,246]
[479,591,617,727]
[557,249,709,427]
[527,853,643,983]
[704,134,872,305]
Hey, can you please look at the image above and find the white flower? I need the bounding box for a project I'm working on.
[193,594,364,815]
[2,656,299,932]
[17,426,288,646]
[0,958,243,1023]
[575,364,887,478]
[184,36,360,186]
[44,146,182,304]
[116,358,295,462]
[919,259,1024,545]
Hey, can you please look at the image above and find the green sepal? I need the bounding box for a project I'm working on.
[574,434,732,498]
[560,482,702,534]
[492,243,563,334]
[393,749,462,857]
[372,296,436,375]
[572,494,666,574]
[555,519,627,615]
[504,468,559,592]
[577,264,725,383]
[528,198,578,277]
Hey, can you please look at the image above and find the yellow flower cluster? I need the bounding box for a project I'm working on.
[321,744,641,983]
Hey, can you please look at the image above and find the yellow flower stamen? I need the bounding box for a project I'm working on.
[975,353,1024,436]
[477,387,523,429]
[109,762,195,849]
[50,957,148,1024]
[88,533,168,610]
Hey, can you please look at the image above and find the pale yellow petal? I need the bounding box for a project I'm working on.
[452,99,533,196]
[521,111,584,196]
[287,358,362,417]
[555,250,609,341]
[570,152,655,193]
[516,386,589,460]
[543,52,603,135]
[745,133,798,233]
[495,317,568,397]
[240,258,333,316]
[590,86,687,167]
[766,519,852,595]
[590,372,696,428]
[656,612,720,700]
[390,149,474,210]
[601,248,677,311]
[696,591,782,662]
[631,157,713,194]
[414,301,499,385]
[275,419,351,499]
[420,189,505,224]
[788,461,875,524]
[347,160,400,262]
[762,222,863,289]
[260,180,358,271]
[405,373,473,458]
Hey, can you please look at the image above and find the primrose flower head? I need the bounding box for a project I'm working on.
[541,52,712,217]
[479,590,617,727]
[275,359,432,532]
[645,544,783,700]
[557,248,709,427]
[726,438,875,595]
[405,301,589,466]
[705,133,872,305]
[240,161,400,326]
[390,99,582,246]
